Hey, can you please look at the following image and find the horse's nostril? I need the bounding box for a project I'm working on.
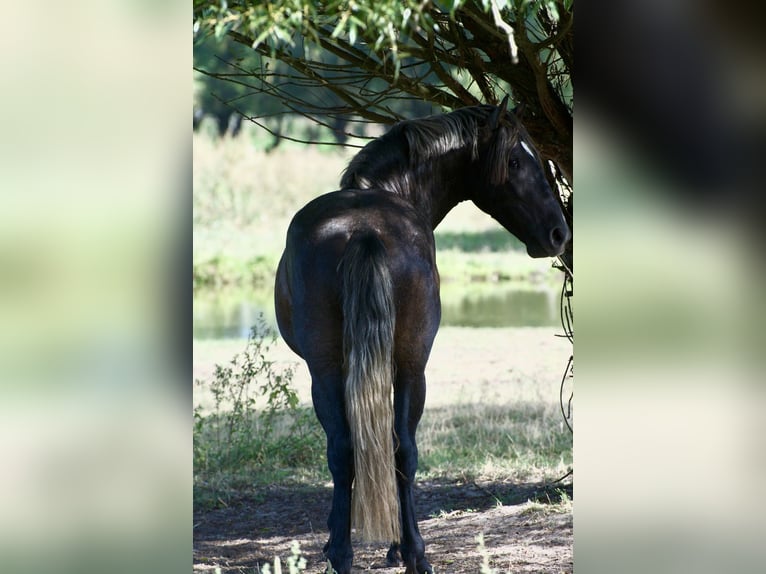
[550,227,565,247]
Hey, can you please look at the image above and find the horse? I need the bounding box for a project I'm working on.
[274,97,571,574]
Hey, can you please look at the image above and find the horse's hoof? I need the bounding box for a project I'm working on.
[385,544,401,566]
[324,561,350,574]
[404,558,433,574]
[323,552,353,574]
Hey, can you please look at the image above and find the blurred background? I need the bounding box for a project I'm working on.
[576,1,765,572]
[0,2,189,573]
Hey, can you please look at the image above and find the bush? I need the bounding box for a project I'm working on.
[193,316,324,506]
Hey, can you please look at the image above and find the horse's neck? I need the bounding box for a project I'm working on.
[403,149,474,230]
[344,136,476,229]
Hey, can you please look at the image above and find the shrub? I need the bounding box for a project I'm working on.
[193,316,324,506]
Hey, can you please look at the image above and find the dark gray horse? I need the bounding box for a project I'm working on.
[274,98,570,574]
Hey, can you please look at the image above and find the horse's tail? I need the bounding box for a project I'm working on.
[339,232,400,544]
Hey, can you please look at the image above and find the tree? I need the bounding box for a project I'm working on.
[193,0,572,264]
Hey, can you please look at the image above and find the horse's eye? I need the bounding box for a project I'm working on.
[510,158,520,169]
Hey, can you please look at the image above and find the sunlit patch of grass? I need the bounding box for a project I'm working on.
[194,328,571,505]
[417,402,572,483]
[519,488,572,516]
[430,507,480,519]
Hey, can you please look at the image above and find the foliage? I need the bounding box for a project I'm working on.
[193,0,573,185]
[212,541,309,573]
[193,316,325,506]
[435,228,525,253]
[193,0,573,270]
[260,541,308,574]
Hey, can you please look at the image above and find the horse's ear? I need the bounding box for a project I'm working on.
[489,95,510,131]
[512,102,526,119]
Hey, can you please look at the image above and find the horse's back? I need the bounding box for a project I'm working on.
[275,189,441,368]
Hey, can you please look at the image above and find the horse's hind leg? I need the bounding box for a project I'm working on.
[394,369,433,574]
[311,369,354,574]
[386,542,401,566]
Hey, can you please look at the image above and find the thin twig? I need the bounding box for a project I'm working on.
[242,112,363,148]
[550,468,573,484]
[471,480,503,506]
[559,355,573,434]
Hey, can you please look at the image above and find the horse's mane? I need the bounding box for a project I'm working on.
[340,105,528,192]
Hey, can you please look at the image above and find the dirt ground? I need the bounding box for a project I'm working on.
[193,327,573,573]
[193,478,572,573]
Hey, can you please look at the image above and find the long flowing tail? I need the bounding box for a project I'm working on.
[340,232,400,543]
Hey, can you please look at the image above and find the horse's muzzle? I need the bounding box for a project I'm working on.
[527,224,571,258]
[549,224,571,255]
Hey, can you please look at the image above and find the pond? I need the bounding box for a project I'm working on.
[193,283,561,340]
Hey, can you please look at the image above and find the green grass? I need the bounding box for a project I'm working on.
[193,322,329,508]
[418,402,571,483]
[435,249,559,286]
[194,401,571,510]
[192,248,559,290]
[193,406,327,509]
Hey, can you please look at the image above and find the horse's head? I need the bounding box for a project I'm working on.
[472,98,571,258]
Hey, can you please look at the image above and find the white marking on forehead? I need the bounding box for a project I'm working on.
[520,140,535,158]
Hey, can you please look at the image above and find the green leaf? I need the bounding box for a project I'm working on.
[330,12,348,39]
[253,28,272,48]
[402,7,412,27]
[349,15,366,30]
[545,0,559,21]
